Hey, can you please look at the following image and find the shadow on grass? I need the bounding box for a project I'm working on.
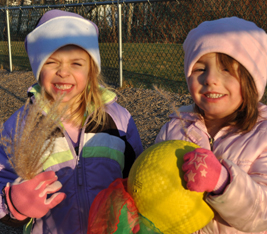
[0,84,26,103]
[102,67,188,94]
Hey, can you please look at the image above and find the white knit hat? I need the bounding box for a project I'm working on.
[25,10,101,81]
[183,17,267,100]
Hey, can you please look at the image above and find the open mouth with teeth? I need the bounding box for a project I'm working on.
[205,93,225,98]
[54,84,74,91]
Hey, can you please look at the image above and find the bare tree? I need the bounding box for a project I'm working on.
[111,3,117,42]
[126,3,133,42]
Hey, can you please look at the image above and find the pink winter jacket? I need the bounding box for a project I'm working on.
[155,103,267,234]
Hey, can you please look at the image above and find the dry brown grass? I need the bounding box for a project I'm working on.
[0,90,66,180]
[153,85,192,140]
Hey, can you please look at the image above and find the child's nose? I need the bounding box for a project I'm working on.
[203,70,219,86]
[56,64,70,77]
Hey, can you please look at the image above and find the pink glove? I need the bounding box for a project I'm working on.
[182,148,229,193]
[4,171,66,220]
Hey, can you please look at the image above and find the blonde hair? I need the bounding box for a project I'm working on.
[43,53,107,131]
[195,53,259,134]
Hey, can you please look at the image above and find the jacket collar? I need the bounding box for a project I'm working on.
[27,83,117,113]
[169,104,202,123]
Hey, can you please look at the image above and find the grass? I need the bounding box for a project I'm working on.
[3,41,267,101]
[0,41,188,94]
[0,41,31,71]
[99,42,187,93]
[0,90,66,180]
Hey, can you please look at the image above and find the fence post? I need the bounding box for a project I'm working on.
[117,0,123,87]
[6,8,13,72]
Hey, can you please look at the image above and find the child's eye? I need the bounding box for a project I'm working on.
[220,65,229,72]
[73,63,82,66]
[45,61,55,65]
[192,68,205,73]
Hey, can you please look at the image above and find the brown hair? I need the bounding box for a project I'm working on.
[195,53,259,134]
[43,52,108,131]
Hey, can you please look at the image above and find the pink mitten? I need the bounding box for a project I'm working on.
[182,148,229,193]
[4,171,66,220]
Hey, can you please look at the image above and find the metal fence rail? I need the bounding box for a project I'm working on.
[1,0,267,94]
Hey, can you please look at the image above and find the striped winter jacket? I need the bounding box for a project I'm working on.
[0,84,143,234]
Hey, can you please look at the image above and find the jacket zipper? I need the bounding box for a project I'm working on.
[209,137,214,151]
[60,130,87,234]
[76,130,90,234]
[77,156,83,186]
[76,156,87,234]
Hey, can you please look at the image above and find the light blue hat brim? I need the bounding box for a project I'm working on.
[25,15,100,81]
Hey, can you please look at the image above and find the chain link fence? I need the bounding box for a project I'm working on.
[1,0,267,95]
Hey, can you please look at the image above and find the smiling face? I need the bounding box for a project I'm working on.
[39,45,90,106]
[188,53,243,121]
